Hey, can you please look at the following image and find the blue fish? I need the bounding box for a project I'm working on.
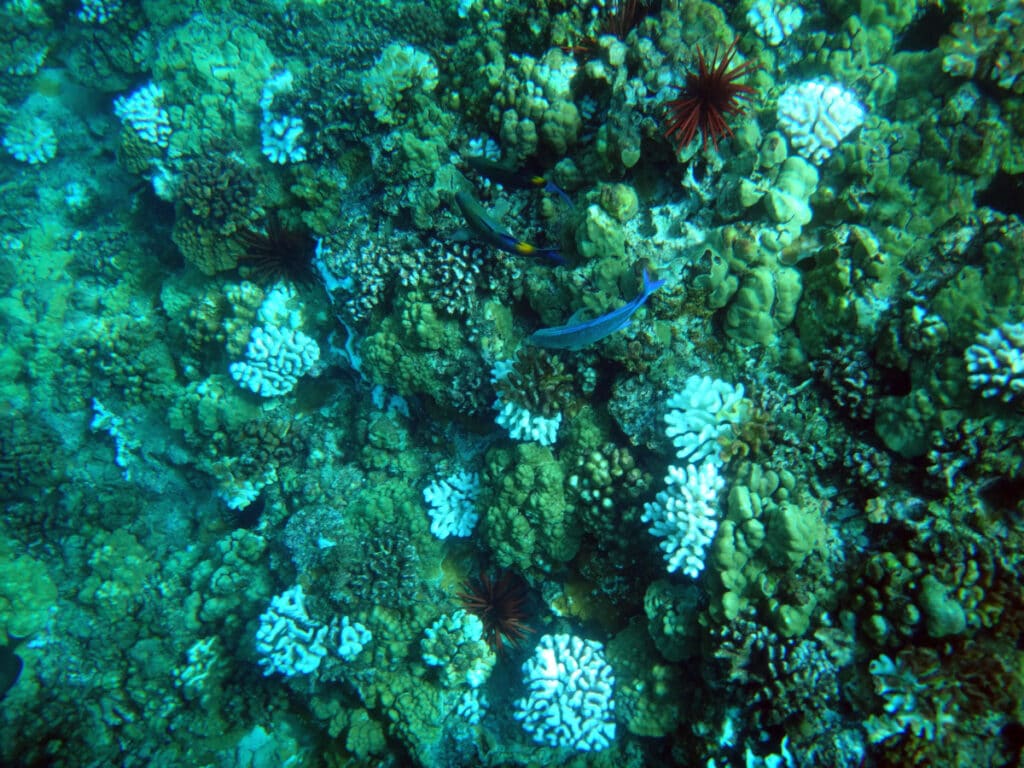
[465,155,574,208]
[455,190,564,265]
[528,268,665,350]
[0,634,24,702]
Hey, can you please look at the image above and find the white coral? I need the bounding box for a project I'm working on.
[255,585,333,677]
[642,461,724,578]
[423,471,480,539]
[491,360,562,446]
[664,375,748,467]
[964,320,1024,401]
[230,324,320,397]
[746,0,804,47]
[513,634,615,752]
[777,80,865,164]
[113,82,172,148]
[3,114,56,164]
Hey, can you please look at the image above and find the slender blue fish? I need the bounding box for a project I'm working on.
[455,190,564,264]
[465,155,574,208]
[528,269,665,350]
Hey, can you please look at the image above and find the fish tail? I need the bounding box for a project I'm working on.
[544,180,574,208]
[534,247,566,265]
[643,268,666,296]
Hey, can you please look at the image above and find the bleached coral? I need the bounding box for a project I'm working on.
[642,461,724,578]
[113,82,172,148]
[257,282,304,328]
[256,586,370,675]
[337,616,372,661]
[964,320,1024,401]
[514,633,616,752]
[664,375,748,468]
[230,325,320,397]
[259,71,307,164]
[261,115,307,164]
[643,377,743,577]
[423,471,480,539]
[2,113,56,164]
[777,80,865,164]
[457,688,489,724]
[173,637,221,698]
[746,0,804,47]
[255,585,334,677]
[491,360,562,446]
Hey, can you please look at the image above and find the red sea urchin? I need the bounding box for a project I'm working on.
[662,39,758,153]
[458,569,534,654]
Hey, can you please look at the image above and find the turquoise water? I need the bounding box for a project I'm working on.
[1,1,1023,766]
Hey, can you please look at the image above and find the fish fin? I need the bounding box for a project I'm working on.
[544,180,574,208]
[451,228,473,243]
[643,268,666,296]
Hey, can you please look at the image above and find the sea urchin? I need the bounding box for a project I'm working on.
[458,569,533,654]
[663,39,758,153]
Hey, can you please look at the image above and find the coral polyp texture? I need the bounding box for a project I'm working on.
[422,470,480,539]
[4,0,1024,766]
[664,374,749,467]
[113,82,172,148]
[643,460,724,578]
[513,634,616,752]
[964,320,1024,401]
[229,324,320,397]
[3,114,56,164]
[776,80,865,164]
[491,359,564,446]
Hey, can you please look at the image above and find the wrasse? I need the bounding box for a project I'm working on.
[454,190,564,264]
[465,155,573,208]
[528,268,665,350]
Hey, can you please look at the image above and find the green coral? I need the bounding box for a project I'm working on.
[708,461,826,637]
[361,293,484,414]
[490,47,582,162]
[363,43,439,126]
[0,541,56,639]
[643,579,702,662]
[154,14,274,159]
[482,442,577,573]
[419,609,495,689]
[941,2,1024,95]
[608,623,682,737]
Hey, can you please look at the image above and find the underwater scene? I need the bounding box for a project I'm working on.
[1,0,1023,765]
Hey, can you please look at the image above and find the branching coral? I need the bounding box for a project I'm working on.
[177,154,264,237]
[492,347,579,421]
[570,441,651,542]
[398,238,487,318]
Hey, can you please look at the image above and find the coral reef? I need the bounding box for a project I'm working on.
[3,0,1024,766]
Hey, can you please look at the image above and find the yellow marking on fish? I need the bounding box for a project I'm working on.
[514,241,536,255]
